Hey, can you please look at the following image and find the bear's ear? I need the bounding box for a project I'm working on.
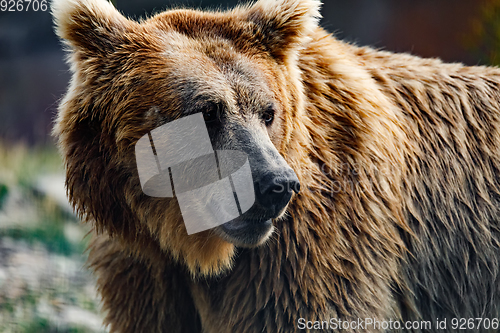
[244,0,321,61]
[51,0,133,55]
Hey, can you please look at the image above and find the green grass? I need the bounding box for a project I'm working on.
[0,141,88,256]
[0,197,86,256]
[0,182,8,210]
[21,317,51,333]
[20,317,90,333]
[0,190,87,256]
[0,142,63,189]
[0,142,102,332]
[0,224,85,256]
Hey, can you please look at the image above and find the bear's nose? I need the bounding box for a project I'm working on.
[254,170,300,216]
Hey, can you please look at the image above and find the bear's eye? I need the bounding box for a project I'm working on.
[262,108,275,125]
[203,103,218,124]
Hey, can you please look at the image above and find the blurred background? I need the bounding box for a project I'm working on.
[1,0,500,331]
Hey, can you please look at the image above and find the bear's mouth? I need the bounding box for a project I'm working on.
[218,218,274,248]
[214,205,278,247]
[214,199,292,247]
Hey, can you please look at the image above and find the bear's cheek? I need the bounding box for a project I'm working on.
[137,197,186,245]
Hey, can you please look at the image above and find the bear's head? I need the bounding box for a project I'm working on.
[52,0,321,276]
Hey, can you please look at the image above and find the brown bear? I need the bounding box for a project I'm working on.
[52,0,500,332]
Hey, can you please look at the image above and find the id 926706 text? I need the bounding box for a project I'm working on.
[1,0,48,12]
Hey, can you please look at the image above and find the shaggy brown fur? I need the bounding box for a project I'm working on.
[52,0,500,331]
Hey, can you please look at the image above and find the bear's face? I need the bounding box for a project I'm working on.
[52,0,320,275]
[122,28,303,246]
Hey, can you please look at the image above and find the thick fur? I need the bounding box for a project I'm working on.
[52,0,500,332]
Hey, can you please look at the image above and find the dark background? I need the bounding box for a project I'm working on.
[0,0,497,145]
